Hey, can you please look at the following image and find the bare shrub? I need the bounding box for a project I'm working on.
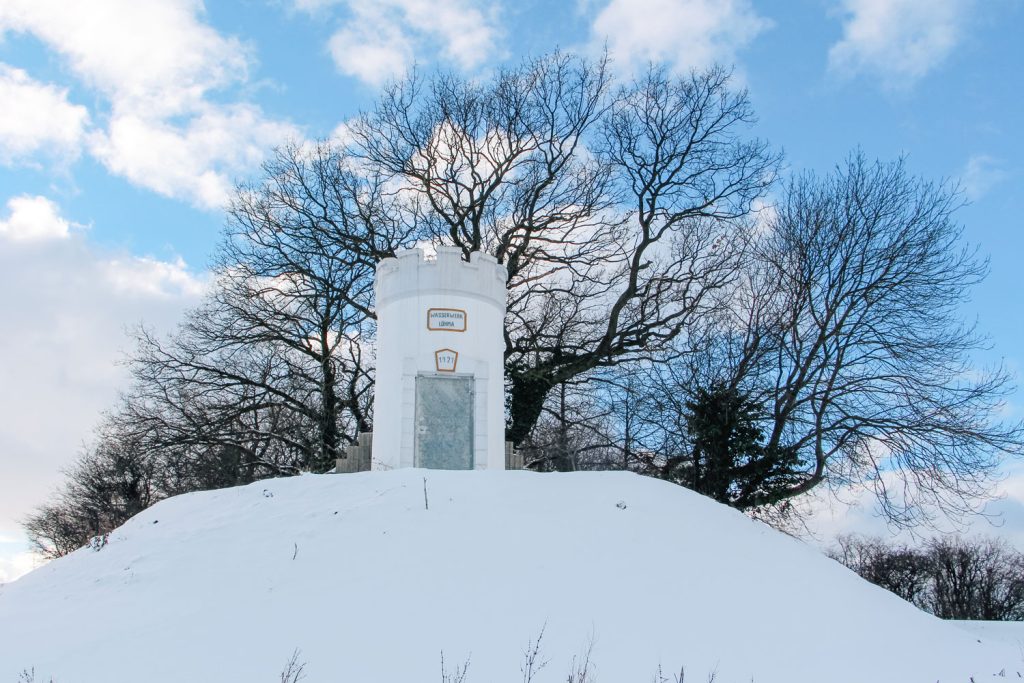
[279,648,307,683]
[831,534,1024,620]
[565,636,596,683]
[521,625,549,683]
[440,651,471,683]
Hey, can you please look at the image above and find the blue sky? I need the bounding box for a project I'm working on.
[1,0,1022,580]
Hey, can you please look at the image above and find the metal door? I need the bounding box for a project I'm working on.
[414,375,474,469]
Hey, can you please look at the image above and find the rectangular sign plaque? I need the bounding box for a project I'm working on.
[427,308,467,332]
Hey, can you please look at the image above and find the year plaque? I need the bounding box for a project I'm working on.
[434,348,458,372]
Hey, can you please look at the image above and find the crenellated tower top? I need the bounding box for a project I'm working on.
[375,246,507,309]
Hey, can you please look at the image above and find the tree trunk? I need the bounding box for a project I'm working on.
[507,369,555,447]
[318,358,340,472]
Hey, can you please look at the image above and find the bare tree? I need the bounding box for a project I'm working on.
[590,369,667,472]
[680,155,1023,523]
[23,416,156,559]
[519,375,623,472]
[350,54,777,446]
[928,536,1024,620]
[24,144,417,556]
[119,353,311,490]
[830,535,932,608]
[128,142,414,474]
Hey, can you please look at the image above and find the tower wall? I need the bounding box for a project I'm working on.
[371,247,508,470]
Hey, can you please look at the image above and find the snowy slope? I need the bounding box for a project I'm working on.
[954,619,1024,645]
[0,470,1018,682]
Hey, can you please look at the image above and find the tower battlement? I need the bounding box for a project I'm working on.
[376,246,507,309]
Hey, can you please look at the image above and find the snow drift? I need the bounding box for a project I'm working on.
[0,470,1018,682]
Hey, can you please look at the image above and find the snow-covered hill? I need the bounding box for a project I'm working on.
[0,470,1018,682]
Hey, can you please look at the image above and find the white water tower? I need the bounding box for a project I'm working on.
[371,247,508,470]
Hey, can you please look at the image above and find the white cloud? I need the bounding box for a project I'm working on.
[799,465,1024,552]
[104,255,208,299]
[314,0,500,86]
[0,547,38,584]
[289,0,343,12]
[0,0,298,208]
[828,0,971,88]
[589,0,771,75]
[396,0,497,70]
[0,196,205,553]
[0,195,79,242]
[960,154,1006,201]
[329,119,357,146]
[0,64,89,164]
[0,0,248,118]
[328,5,414,87]
[89,104,299,210]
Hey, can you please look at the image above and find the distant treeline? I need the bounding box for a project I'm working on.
[831,535,1024,621]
